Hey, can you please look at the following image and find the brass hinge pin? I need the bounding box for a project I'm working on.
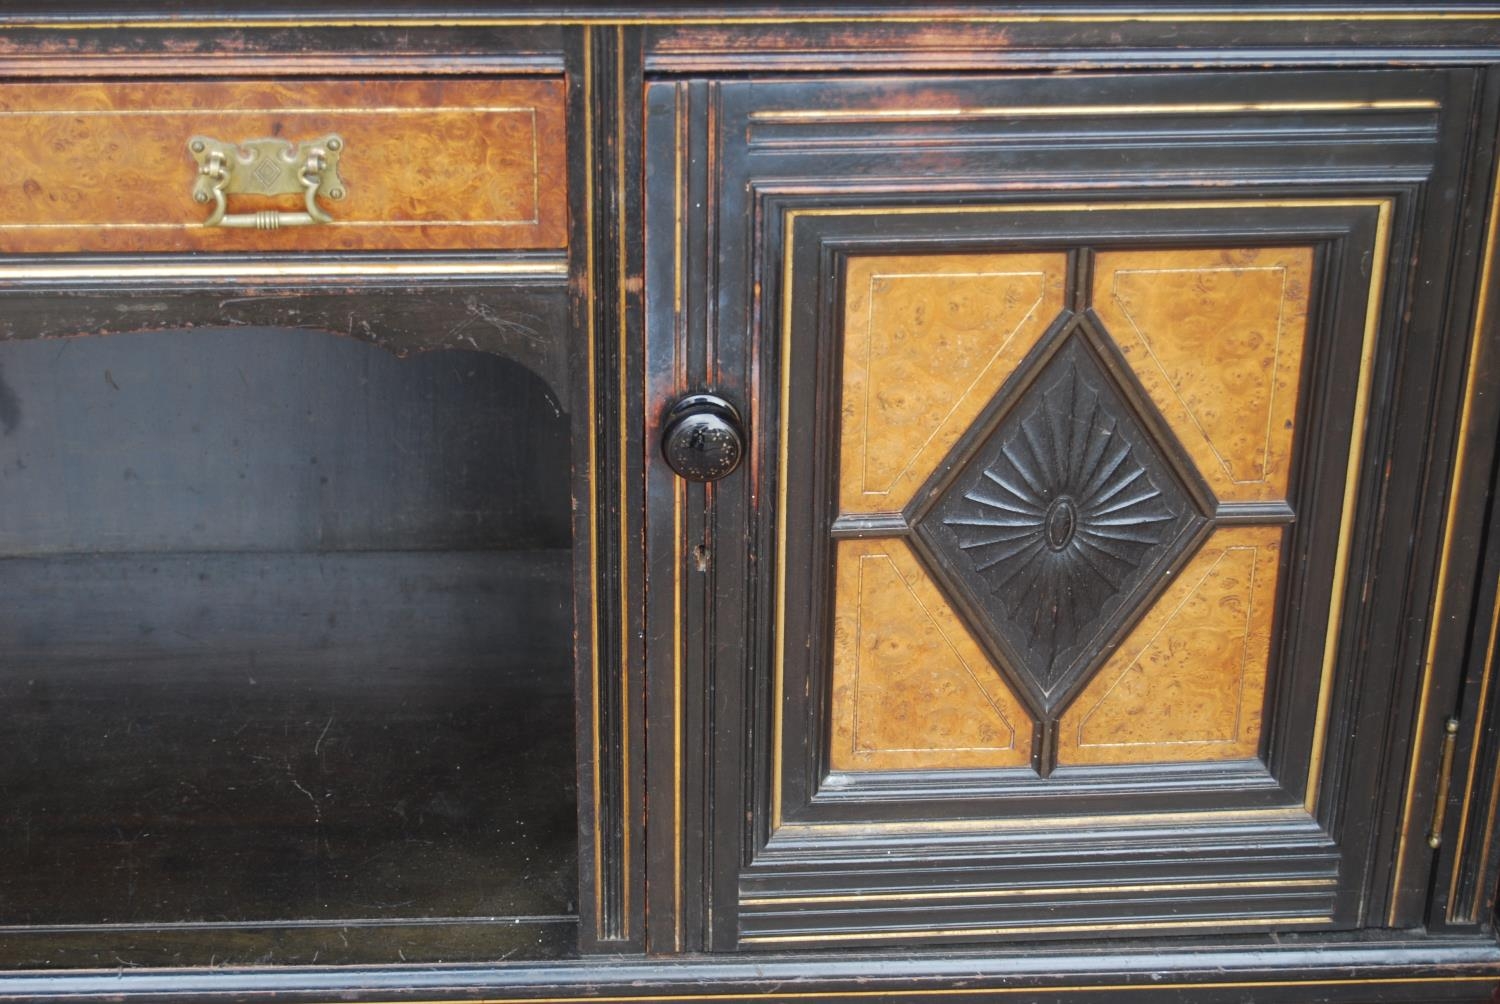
[1427,717,1462,849]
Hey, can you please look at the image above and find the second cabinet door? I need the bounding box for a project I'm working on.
[644,69,1487,950]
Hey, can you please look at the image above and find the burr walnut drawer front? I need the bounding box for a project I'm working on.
[0,77,567,254]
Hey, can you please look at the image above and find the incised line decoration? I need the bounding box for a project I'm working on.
[1093,247,1314,504]
[839,253,1065,515]
[1058,526,1282,766]
[831,538,1028,772]
[860,270,1045,497]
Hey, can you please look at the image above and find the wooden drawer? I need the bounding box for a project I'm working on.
[0,78,567,253]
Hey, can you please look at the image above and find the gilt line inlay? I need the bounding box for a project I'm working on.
[1056,525,1283,766]
[1111,265,1288,484]
[829,538,1033,772]
[1092,247,1314,505]
[1079,546,1257,745]
[838,253,1068,516]
[851,552,1019,755]
[860,270,1047,496]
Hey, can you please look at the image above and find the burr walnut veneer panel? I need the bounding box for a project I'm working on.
[829,538,1032,772]
[0,78,567,253]
[1057,524,1284,766]
[828,244,1311,772]
[1092,247,1314,504]
[839,253,1067,514]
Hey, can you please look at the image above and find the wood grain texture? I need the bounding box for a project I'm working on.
[1091,247,1314,504]
[0,78,566,253]
[839,252,1066,514]
[1056,525,1284,766]
[829,538,1032,772]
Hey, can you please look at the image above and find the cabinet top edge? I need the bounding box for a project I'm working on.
[6,3,1500,29]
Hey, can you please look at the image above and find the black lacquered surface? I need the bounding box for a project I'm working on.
[0,329,577,966]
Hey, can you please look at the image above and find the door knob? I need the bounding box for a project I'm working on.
[661,393,744,483]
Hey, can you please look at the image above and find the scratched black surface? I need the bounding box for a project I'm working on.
[0,329,577,945]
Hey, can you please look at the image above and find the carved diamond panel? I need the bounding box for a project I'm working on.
[913,327,1207,714]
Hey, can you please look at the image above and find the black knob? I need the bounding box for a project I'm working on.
[661,393,744,483]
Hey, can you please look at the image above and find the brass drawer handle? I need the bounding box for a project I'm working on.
[188,134,345,229]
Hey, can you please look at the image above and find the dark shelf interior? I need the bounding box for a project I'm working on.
[0,327,577,968]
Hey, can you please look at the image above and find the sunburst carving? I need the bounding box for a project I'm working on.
[946,366,1175,669]
[913,330,1205,713]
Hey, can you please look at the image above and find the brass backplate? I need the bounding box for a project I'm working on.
[188,134,345,202]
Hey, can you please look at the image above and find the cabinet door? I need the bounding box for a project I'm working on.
[644,69,1489,950]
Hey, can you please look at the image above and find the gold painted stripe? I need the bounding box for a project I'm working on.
[740,915,1333,945]
[1305,199,1392,814]
[671,80,687,954]
[672,477,685,948]
[1447,584,1500,919]
[615,23,633,937]
[582,29,605,943]
[749,99,1438,123]
[9,13,1500,28]
[771,197,1388,832]
[772,210,796,831]
[1394,144,1500,924]
[785,199,1388,219]
[741,877,1337,907]
[1458,579,1500,918]
[0,260,566,280]
[1441,156,1500,922]
[771,806,1311,838]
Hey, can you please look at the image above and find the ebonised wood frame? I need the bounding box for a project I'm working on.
[642,66,1487,952]
[3,4,1500,1002]
[741,203,1380,945]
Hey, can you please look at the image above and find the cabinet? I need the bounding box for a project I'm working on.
[642,67,1482,951]
[0,70,583,967]
[4,6,1500,1004]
